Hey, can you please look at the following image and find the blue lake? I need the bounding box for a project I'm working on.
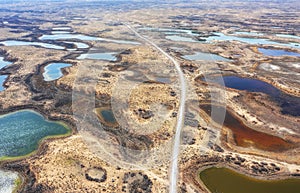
[204,33,299,49]
[51,31,71,34]
[52,27,71,31]
[276,34,300,40]
[139,27,300,48]
[0,57,11,70]
[258,48,300,57]
[182,52,230,61]
[140,27,199,36]
[0,40,65,50]
[140,27,199,42]
[165,35,198,42]
[206,76,300,116]
[234,31,264,36]
[0,75,8,91]
[43,62,72,81]
[65,41,89,49]
[0,58,12,92]
[77,52,118,61]
[0,110,69,158]
[40,34,140,45]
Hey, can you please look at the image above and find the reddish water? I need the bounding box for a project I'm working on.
[200,104,294,152]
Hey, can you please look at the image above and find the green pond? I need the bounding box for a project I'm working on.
[0,110,69,158]
[200,167,300,193]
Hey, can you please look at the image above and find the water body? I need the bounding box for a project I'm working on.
[0,75,8,91]
[182,52,230,61]
[139,27,199,36]
[40,34,98,41]
[100,110,117,124]
[0,40,64,50]
[43,62,72,81]
[51,31,71,34]
[234,31,264,36]
[52,27,71,31]
[0,110,69,158]
[0,170,18,193]
[140,27,199,42]
[206,76,300,116]
[0,57,11,70]
[39,34,140,45]
[204,33,299,49]
[200,104,293,152]
[165,35,198,42]
[200,167,300,193]
[276,34,300,40]
[258,48,300,57]
[95,108,117,126]
[77,52,118,61]
[0,57,10,90]
[65,41,89,49]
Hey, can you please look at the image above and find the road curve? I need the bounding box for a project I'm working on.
[126,24,187,193]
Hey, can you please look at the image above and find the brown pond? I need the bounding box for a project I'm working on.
[200,104,294,152]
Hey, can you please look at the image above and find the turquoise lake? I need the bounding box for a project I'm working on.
[0,110,69,157]
[43,62,72,81]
